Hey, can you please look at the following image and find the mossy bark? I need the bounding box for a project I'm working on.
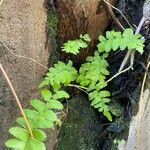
[56,93,104,150]
[50,0,115,149]
[55,0,115,65]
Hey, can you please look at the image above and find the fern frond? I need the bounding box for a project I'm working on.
[89,90,112,121]
[77,51,109,91]
[39,61,78,91]
[6,88,67,149]
[6,29,145,149]
[5,127,46,150]
[97,28,145,53]
[61,34,91,55]
[76,51,112,120]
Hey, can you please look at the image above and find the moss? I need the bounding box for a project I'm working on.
[47,9,59,64]
[56,93,104,150]
[47,9,58,38]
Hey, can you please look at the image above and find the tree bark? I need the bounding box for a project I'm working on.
[55,0,115,64]
[0,0,116,149]
[0,0,49,149]
[54,0,115,149]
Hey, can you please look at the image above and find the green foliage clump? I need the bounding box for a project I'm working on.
[97,28,145,53]
[77,51,109,91]
[76,51,112,121]
[89,90,112,121]
[5,29,145,149]
[5,89,69,149]
[39,61,78,91]
[61,34,91,55]
[5,128,46,150]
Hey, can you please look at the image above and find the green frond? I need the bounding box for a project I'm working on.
[39,61,78,91]
[61,34,91,55]
[97,28,145,54]
[77,51,109,91]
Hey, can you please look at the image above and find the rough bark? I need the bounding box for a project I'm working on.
[54,0,115,149]
[0,0,50,149]
[55,0,115,64]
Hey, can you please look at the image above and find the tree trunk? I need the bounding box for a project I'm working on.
[54,0,115,149]
[55,0,115,64]
[0,0,115,149]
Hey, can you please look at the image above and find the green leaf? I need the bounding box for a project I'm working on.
[25,137,45,150]
[41,61,78,91]
[46,100,64,110]
[88,90,112,121]
[97,42,106,53]
[101,68,109,75]
[91,98,100,106]
[123,28,134,37]
[99,91,110,97]
[16,117,35,129]
[80,34,91,41]
[5,138,46,150]
[103,111,112,122]
[98,35,106,42]
[9,127,29,140]
[34,119,54,129]
[44,110,58,122]
[53,90,69,99]
[136,45,144,54]
[106,31,114,39]
[105,41,112,52]
[77,51,110,92]
[61,34,90,55]
[30,99,45,112]
[41,89,52,101]
[5,139,26,149]
[32,129,46,141]
[39,80,49,88]
[24,109,39,120]
[112,38,120,50]
[97,28,144,53]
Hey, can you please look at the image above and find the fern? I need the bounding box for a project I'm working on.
[77,51,109,91]
[6,28,145,149]
[76,51,112,121]
[89,90,112,121]
[5,89,69,149]
[6,60,77,149]
[97,28,145,53]
[61,34,91,55]
[5,128,45,150]
[39,61,78,91]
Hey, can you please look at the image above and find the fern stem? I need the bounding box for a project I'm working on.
[0,63,34,138]
[106,66,132,83]
[103,0,133,30]
[119,16,146,72]
[68,84,88,94]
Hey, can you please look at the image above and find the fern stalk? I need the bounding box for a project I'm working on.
[0,63,34,137]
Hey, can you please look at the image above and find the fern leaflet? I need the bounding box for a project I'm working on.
[39,61,78,91]
[61,34,91,55]
[97,28,145,53]
[76,51,112,121]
